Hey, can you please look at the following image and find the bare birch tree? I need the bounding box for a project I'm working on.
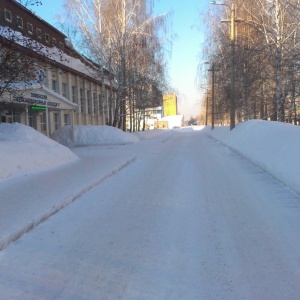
[62,0,170,130]
[235,0,300,122]
[200,0,300,125]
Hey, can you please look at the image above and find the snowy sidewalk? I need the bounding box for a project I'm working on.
[0,146,136,251]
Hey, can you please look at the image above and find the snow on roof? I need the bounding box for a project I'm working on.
[0,80,42,90]
[0,26,112,85]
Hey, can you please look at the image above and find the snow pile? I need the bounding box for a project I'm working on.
[51,125,139,147]
[1,120,299,194]
[204,120,300,194]
[132,129,168,140]
[0,123,78,182]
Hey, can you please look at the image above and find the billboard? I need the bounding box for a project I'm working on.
[163,94,177,116]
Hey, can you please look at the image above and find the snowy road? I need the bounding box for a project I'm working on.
[1,129,300,299]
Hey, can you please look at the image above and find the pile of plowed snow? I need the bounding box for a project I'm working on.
[0,123,78,182]
[51,125,139,147]
[203,120,300,195]
[0,123,140,182]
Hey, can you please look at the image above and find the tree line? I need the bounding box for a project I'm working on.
[199,0,300,127]
[61,0,171,131]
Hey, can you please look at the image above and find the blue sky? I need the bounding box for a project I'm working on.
[33,0,209,118]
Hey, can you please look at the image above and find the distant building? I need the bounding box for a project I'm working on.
[163,93,177,117]
[160,115,183,129]
[0,0,116,136]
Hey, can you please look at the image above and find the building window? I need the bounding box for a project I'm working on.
[80,88,84,112]
[27,23,33,34]
[59,42,64,50]
[52,37,57,47]
[93,93,97,114]
[36,28,42,39]
[54,113,59,130]
[40,113,46,132]
[16,16,23,29]
[52,80,57,92]
[4,9,12,23]
[72,86,76,103]
[87,90,91,113]
[44,34,50,43]
[62,83,67,98]
[64,114,68,126]
[98,94,103,114]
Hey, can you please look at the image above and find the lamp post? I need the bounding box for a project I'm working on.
[210,1,237,130]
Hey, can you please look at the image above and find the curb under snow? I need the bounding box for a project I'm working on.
[0,156,136,251]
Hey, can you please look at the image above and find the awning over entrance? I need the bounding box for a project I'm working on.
[12,85,77,110]
[0,82,77,136]
[0,81,77,110]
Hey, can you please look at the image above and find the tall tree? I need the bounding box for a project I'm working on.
[63,0,170,130]
[200,0,300,124]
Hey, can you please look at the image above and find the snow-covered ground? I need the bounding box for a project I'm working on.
[0,124,140,182]
[0,123,78,182]
[0,120,300,299]
[1,120,299,194]
[203,120,300,195]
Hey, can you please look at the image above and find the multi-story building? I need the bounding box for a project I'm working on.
[0,0,116,136]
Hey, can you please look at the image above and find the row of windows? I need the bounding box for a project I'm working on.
[51,79,106,115]
[40,112,69,132]
[4,8,64,49]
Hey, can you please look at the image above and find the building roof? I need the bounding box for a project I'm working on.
[8,0,67,39]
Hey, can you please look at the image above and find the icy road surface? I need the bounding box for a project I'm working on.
[1,129,300,299]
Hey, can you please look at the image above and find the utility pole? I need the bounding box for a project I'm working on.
[211,62,215,129]
[205,62,219,129]
[211,62,216,129]
[230,3,236,130]
[211,1,239,130]
[205,91,209,126]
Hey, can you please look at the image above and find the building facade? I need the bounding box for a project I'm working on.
[163,94,177,117]
[0,0,116,136]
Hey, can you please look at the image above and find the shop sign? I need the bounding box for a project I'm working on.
[14,92,60,108]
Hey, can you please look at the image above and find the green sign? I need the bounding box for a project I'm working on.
[30,105,46,111]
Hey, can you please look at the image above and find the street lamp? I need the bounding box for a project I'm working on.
[210,1,237,130]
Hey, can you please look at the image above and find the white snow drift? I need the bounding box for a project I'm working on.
[0,123,78,181]
[51,124,139,147]
[0,120,299,195]
[203,120,300,195]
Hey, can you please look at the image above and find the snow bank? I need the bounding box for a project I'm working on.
[132,129,168,140]
[1,121,299,195]
[0,123,78,182]
[51,125,139,147]
[204,120,300,195]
